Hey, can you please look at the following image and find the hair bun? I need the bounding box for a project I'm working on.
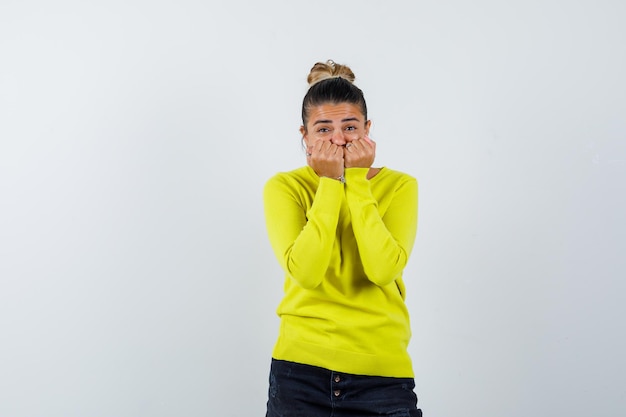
[307,60,356,86]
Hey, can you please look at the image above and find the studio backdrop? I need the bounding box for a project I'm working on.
[1,1,624,416]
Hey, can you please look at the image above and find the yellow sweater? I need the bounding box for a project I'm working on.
[263,166,418,377]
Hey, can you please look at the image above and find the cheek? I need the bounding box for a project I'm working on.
[310,132,332,141]
[304,133,329,147]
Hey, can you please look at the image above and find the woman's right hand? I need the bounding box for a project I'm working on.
[307,139,344,180]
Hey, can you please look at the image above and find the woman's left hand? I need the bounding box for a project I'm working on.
[343,136,376,168]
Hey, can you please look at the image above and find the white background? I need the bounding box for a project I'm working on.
[1,1,625,416]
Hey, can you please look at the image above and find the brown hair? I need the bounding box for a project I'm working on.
[301,60,367,130]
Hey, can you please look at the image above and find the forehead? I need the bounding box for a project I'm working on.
[308,103,364,124]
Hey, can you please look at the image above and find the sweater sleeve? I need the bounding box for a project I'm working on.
[263,175,343,289]
[344,168,418,286]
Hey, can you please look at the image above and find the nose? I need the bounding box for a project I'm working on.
[330,131,346,145]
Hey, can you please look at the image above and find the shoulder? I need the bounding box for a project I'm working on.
[266,166,311,185]
[264,166,317,194]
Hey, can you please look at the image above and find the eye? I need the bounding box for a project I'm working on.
[317,127,331,133]
[345,126,357,131]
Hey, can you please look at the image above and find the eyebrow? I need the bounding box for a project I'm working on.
[313,117,361,126]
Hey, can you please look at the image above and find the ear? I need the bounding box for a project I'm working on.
[365,120,372,136]
[300,125,308,145]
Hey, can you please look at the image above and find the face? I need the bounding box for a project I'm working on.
[300,103,371,147]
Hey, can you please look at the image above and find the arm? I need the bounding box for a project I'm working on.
[344,168,418,286]
[263,175,343,289]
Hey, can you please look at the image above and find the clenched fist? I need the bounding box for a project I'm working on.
[307,139,344,179]
[343,136,376,169]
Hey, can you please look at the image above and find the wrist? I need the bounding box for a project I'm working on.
[321,174,346,183]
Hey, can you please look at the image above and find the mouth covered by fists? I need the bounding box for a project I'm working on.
[307,137,376,180]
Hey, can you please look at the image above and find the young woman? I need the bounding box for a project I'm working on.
[264,60,422,417]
